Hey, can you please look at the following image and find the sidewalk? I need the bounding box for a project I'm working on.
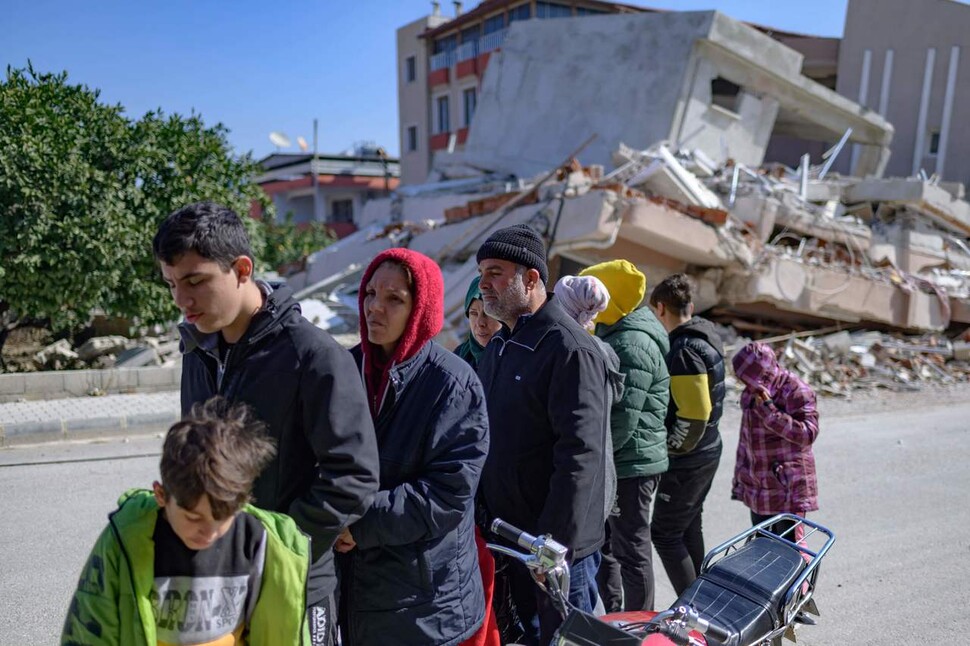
[0,391,180,446]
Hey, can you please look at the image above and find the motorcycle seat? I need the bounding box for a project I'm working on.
[673,536,806,646]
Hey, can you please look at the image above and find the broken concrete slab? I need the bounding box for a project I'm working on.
[844,178,970,237]
[619,199,751,267]
[721,253,950,331]
[77,336,131,362]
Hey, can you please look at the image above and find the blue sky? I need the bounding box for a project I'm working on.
[2,0,849,160]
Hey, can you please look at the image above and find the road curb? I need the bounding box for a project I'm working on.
[0,410,179,447]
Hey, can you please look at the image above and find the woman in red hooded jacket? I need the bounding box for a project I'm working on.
[334,248,496,646]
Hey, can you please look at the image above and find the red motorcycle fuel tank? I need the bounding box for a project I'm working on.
[600,611,708,646]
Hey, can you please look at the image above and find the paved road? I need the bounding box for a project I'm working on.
[2,399,969,644]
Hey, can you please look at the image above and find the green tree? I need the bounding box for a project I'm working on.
[0,64,271,355]
[261,212,334,276]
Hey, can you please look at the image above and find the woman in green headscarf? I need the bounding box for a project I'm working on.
[454,276,502,370]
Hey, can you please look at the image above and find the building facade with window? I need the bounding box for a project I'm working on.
[254,149,400,238]
[396,0,850,186]
[397,0,632,185]
[836,0,970,185]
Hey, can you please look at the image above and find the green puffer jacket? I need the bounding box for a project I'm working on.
[596,306,671,478]
[61,489,311,645]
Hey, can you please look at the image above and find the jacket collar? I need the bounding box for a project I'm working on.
[501,294,566,351]
[387,340,432,396]
[179,281,293,356]
[357,341,433,417]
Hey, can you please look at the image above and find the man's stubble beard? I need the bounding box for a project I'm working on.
[483,274,529,327]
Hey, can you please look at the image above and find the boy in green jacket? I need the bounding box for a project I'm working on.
[61,397,312,645]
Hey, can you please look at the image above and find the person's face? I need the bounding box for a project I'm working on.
[160,250,251,339]
[153,483,236,551]
[364,262,414,357]
[478,259,531,326]
[468,299,502,347]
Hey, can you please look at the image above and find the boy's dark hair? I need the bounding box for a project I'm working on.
[152,201,254,270]
[160,396,275,520]
[649,273,694,317]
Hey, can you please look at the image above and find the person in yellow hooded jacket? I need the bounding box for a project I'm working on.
[579,260,670,612]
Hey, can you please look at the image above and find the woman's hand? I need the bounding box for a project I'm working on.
[334,527,357,553]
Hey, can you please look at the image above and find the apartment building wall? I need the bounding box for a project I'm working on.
[398,14,449,185]
[838,0,970,183]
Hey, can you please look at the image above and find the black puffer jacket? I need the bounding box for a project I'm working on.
[477,295,610,559]
[179,285,380,600]
[664,316,725,469]
[344,341,489,646]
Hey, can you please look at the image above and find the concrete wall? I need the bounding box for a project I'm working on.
[398,14,450,185]
[0,367,180,403]
[272,187,366,225]
[464,12,706,177]
[838,0,970,185]
[461,11,807,178]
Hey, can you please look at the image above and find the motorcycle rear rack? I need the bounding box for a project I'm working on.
[697,513,836,644]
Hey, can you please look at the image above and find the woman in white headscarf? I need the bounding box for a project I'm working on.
[554,274,625,615]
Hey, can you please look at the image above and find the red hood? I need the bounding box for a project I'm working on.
[358,248,443,414]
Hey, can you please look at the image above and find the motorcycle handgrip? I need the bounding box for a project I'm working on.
[491,518,538,552]
[695,616,731,643]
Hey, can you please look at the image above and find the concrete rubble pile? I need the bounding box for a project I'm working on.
[22,333,181,372]
[285,9,970,360]
[730,330,970,397]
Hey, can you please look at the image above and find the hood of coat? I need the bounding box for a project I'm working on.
[358,247,443,366]
[179,281,295,356]
[579,259,645,327]
[358,248,443,414]
[597,305,669,355]
[732,342,783,394]
[670,316,725,358]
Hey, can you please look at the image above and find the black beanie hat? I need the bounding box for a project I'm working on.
[476,224,549,284]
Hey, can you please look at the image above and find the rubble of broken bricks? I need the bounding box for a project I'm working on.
[725,329,970,397]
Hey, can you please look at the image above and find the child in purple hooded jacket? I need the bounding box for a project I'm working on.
[731,342,819,537]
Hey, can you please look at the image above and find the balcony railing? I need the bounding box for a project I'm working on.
[429,29,507,72]
[480,28,507,53]
[430,50,456,72]
[456,40,478,63]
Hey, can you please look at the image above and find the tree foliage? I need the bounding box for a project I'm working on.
[261,212,334,276]
[0,64,272,333]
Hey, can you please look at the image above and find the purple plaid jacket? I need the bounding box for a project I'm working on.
[731,343,819,515]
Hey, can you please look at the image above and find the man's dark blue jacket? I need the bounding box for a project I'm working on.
[477,295,610,559]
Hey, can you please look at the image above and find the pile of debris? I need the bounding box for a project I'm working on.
[736,329,970,396]
[3,330,181,373]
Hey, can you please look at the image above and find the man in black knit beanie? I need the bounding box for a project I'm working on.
[476,224,610,645]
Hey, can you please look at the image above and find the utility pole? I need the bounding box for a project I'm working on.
[312,118,321,222]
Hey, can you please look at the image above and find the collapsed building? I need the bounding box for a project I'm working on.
[286,10,970,354]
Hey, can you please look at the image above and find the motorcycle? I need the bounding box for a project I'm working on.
[486,513,835,646]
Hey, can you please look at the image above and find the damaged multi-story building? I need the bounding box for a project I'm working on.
[286,2,970,343]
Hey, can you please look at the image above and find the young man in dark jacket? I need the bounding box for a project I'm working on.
[476,224,610,646]
[153,202,380,645]
[649,273,726,595]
